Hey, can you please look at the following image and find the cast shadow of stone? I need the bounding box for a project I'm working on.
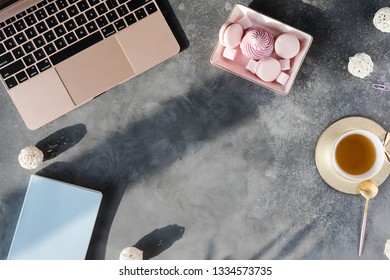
[133,224,185,260]
[36,75,274,259]
[35,124,87,161]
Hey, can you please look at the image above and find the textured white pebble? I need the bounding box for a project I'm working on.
[119,247,143,260]
[18,146,44,170]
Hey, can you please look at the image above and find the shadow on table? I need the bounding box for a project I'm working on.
[36,74,273,259]
[133,224,185,260]
[36,124,87,161]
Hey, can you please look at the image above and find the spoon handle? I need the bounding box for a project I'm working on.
[359,199,369,257]
[358,211,367,256]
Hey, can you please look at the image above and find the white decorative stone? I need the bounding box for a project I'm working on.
[347,53,374,79]
[384,240,390,260]
[373,7,390,32]
[18,146,44,170]
[119,247,143,260]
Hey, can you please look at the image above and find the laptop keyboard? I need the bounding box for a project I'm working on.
[0,0,158,89]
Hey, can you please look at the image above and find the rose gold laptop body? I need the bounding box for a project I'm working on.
[0,0,179,130]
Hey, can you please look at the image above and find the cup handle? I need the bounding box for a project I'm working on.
[383,132,390,163]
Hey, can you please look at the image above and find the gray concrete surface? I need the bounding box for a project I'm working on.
[0,0,389,260]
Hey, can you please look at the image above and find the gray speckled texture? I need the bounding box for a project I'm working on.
[0,0,389,260]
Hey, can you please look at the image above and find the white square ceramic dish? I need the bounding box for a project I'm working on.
[210,4,313,95]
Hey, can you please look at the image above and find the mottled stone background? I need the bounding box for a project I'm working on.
[0,0,389,260]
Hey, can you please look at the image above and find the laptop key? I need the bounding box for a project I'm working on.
[33,36,46,48]
[25,14,38,25]
[33,49,46,61]
[114,19,126,31]
[0,59,24,79]
[5,76,18,89]
[127,0,151,12]
[50,31,103,65]
[88,0,99,6]
[4,38,17,50]
[15,33,28,44]
[124,13,136,26]
[106,11,119,22]
[26,65,39,77]
[45,3,58,15]
[16,11,27,19]
[5,17,16,25]
[0,43,6,54]
[44,43,56,55]
[96,16,108,28]
[27,6,38,13]
[22,42,35,53]
[36,22,48,34]
[75,26,87,39]
[134,8,147,20]
[65,19,77,31]
[57,11,69,23]
[75,14,87,26]
[96,3,108,15]
[44,30,56,42]
[37,58,51,72]
[85,9,98,21]
[107,0,119,9]
[67,5,79,17]
[4,25,16,37]
[65,32,77,44]
[46,16,59,28]
[0,52,14,68]
[35,9,48,21]
[25,27,38,39]
[116,5,129,17]
[16,71,28,83]
[54,38,67,50]
[14,20,27,32]
[56,0,68,9]
[85,22,98,33]
[23,54,36,66]
[101,24,116,38]
[12,47,25,59]
[0,30,5,41]
[54,25,66,37]
[145,2,157,14]
[77,0,89,12]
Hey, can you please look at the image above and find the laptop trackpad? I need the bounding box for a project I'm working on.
[56,36,135,105]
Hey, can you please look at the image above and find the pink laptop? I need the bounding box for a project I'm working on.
[0,0,179,129]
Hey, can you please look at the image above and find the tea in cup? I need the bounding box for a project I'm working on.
[331,130,385,181]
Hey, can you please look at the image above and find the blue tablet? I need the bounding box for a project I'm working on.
[7,175,102,260]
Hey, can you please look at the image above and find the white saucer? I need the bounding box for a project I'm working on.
[315,116,390,194]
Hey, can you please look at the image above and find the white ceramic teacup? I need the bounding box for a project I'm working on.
[331,129,385,181]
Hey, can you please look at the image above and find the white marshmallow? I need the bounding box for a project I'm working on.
[276,71,290,85]
[279,59,291,71]
[245,59,259,74]
[223,47,238,60]
[237,16,253,30]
